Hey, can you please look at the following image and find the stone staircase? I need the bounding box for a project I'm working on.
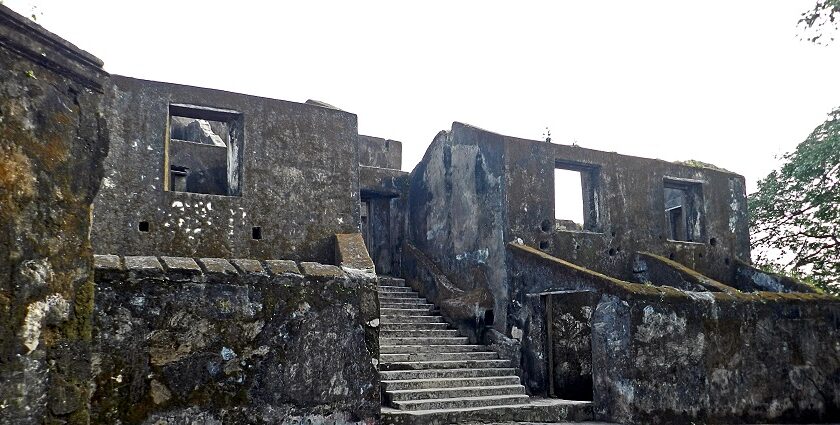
[377,277,594,425]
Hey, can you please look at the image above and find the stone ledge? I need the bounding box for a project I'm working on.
[264,260,301,276]
[94,255,352,285]
[160,256,202,282]
[0,5,108,91]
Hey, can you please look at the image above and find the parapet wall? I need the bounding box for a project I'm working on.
[90,255,380,424]
[509,243,840,424]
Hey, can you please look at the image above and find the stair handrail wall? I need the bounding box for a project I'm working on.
[508,242,840,424]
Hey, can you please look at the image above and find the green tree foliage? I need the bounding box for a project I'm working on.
[800,0,840,43]
[750,108,840,296]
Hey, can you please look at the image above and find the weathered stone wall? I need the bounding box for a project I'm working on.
[734,259,818,293]
[91,255,380,424]
[406,122,751,335]
[0,6,109,424]
[510,243,840,424]
[359,135,401,170]
[406,123,507,330]
[92,76,361,262]
[502,128,751,285]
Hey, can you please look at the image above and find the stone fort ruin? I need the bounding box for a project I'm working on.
[1,5,839,424]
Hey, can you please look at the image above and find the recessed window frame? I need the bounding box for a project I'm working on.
[164,103,245,197]
[554,159,602,233]
[662,177,706,243]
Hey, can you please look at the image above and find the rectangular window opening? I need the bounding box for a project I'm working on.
[664,179,704,242]
[166,104,243,196]
[251,226,262,240]
[554,161,600,232]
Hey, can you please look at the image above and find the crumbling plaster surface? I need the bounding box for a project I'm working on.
[510,243,840,424]
[0,6,110,424]
[92,76,361,262]
[91,255,380,424]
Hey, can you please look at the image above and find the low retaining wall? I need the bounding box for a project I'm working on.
[509,243,840,424]
[91,255,380,424]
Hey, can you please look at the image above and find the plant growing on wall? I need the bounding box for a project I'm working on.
[749,107,840,297]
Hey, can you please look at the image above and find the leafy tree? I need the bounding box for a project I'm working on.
[749,108,840,296]
[800,0,840,44]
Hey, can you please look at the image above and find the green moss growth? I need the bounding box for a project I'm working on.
[64,278,94,342]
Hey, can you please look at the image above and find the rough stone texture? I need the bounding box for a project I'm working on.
[335,233,375,271]
[631,251,738,293]
[299,262,345,279]
[159,256,202,282]
[407,122,751,334]
[359,135,402,170]
[92,76,361,262]
[91,257,380,424]
[734,258,817,293]
[264,260,301,276]
[510,243,840,424]
[0,6,109,424]
[230,258,264,274]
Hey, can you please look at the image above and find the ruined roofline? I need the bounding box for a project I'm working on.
[448,121,746,180]
[0,4,107,91]
[110,74,359,119]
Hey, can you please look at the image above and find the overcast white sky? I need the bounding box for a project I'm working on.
[7,1,840,192]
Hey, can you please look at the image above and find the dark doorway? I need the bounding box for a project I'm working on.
[360,195,395,275]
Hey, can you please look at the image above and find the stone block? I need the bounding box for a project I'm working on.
[231,259,268,284]
[159,256,202,282]
[264,260,301,275]
[299,262,345,279]
[94,255,124,282]
[197,258,238,284]
[335,233,375,271]
[230,259,265,274]
[124,256,164,281]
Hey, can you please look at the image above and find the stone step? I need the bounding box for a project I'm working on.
[380,329,462,338]
[379,277,406,287]
[380,337,469,346]
[378,296,425,304]
[391,394,529,411]
[380,344,491,354]
[380,315,445,324]
[381,359,510,371]
[381,351,499,363]
[382,376,523,391]
[381,307,439,316]
[380,398,595,425]
[380,302,435,309]
[380,367,518,381]
[379,286,412,293]
[388,384,526,402]
[380,322,451,331]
